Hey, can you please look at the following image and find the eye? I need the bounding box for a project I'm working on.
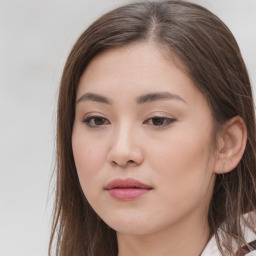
[144,116,176,127]
[83,116,110,127]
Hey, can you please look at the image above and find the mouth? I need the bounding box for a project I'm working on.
[105,178,153,200]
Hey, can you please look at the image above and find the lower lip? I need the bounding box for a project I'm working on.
[106,188,151,200]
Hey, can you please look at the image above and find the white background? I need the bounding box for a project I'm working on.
[0,1,255,255]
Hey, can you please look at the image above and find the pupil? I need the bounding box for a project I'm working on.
[153,117,163,125]
[95,117,104,125]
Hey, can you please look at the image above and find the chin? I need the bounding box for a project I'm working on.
[111,224,156,236]
[101,214,165,236]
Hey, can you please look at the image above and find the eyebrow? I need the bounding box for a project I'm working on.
[77,93,112,105]
[76,91,186,105]
[136,92,186,104]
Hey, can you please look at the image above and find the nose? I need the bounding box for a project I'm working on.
[107,125,144,167]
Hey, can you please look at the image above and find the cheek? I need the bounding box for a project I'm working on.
[72,129,107,196]
[148,125,215,207]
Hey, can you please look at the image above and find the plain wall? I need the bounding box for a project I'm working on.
[0,1,255,255]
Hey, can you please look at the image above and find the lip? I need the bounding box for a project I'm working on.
[105,178,152,200]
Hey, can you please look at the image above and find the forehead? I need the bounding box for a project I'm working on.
[77,42,203,105]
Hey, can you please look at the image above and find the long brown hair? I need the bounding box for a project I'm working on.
[49,1,256,255]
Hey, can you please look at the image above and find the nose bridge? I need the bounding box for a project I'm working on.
[115,121,133,147]
[107,121,143,166]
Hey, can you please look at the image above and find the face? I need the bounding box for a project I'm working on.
[72,43,216,235]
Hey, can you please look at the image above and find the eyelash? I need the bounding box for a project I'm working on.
[82,115,176,128]
[143,116,176,127]
[83,116,110,127]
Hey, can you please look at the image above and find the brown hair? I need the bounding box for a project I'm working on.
[49,1,256,255]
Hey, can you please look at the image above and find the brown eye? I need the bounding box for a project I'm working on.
[144,117,176,127]
[94,117,106,125]
[83,116,110,127]
[152,117,165,126]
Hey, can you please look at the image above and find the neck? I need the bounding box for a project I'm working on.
[117,212,210,256]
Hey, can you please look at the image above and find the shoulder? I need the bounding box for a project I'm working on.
[201,236,256,256]
[201,212,256,256]
[201,235,221,256]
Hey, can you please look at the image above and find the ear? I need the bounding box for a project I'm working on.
[213,116,247,174]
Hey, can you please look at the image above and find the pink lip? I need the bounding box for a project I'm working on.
[105,178,152,200]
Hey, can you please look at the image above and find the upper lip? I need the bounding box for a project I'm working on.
[105,178,152,190]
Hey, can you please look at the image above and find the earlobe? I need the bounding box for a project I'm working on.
[213,116,247,174]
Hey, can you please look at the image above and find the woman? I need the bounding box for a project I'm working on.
[49,1,256,255]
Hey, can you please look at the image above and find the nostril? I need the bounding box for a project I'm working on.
[114,160,136,167]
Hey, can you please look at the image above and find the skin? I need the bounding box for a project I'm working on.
[72,42,222,256]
